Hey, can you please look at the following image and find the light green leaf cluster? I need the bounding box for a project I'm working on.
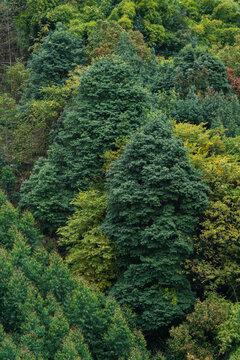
[58,189,118,290]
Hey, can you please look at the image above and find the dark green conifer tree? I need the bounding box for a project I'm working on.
[24,24,85,100]
[103,116,209,335]
[173,44,231,96]
[20,56,151,234]
[160,87,240,137]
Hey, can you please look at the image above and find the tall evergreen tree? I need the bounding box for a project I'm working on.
[23,24,85,100]
[20,56,151,234]
[103,116,209,335]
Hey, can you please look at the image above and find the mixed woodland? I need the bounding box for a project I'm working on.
[1,0,240,358]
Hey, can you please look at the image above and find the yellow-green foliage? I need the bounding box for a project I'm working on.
[212,0,240,24]
[58,189,118,291]
[16,0,62,40]
[40,66,85,105]
[11,99,61,166]
[26,0,60,13]
[58,190,106,245]
[143,21,165,47]
[135,0,166,47]
[217,302,240,355]
[181,0,201,21]
[69,19,98,38]
[47,4,79,24]
[67,1,106,37]
[169,294,232,360]
[192,16,240,47]
[108,0,136,30]
[174,123,240,198]
[5,61,29,101]
[187,198,240,296]
[0,94,17,155]
[181,0,240,48]
[174,123,240,297]
[11,67,84,166]
[218,35,240,75]
[101,137,129,174]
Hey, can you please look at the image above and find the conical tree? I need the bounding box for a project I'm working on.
[24,24,85,100]
[103,116,209,334]
[20,56,150,234]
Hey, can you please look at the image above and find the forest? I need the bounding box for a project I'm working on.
[1,0,240,359]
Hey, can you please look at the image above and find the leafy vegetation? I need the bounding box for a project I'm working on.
[0,193,149,359]
[1,0,240,358]
[103,117,209,334]
[20,56,150,234]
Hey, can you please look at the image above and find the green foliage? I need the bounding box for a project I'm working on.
[174,123,240,298]
[173,44,230,96]
[0,334,18,360]
[47,4,79,26]
[165,88,240,137]
[11,66,83,167]
[0,191,43,249]
[4,60,29,101]
[24,24,85,100]
[0,199,150,359]
[212,0,240,24]
[58,190,107,245]
[0,196,149,360]
[181,0,240,48]
[187,198,240,298]
[0,165,17,202]
[11,100,59,165]
[108,0,136,29]
[0,135,17,202]
[218,35,240,76]
[13,0,240,55]
[85,20,151,63]
[19,157,75,233]
[58,189,118,290]
[2,0,240,356]
[168,294,231,360]
[103,116,209,334]
[145,46,232,115]
[0,93,17,156]
[217,301,240,357]
[191,17,240,48]
[16,0,63,39]
[7,27,85,167]
[20,56,150,234]
[131,0,187,49]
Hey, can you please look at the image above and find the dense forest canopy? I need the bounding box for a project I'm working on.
[1,0,240,358]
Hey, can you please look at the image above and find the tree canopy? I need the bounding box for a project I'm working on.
[103,116,209,334]
[20,56,150,234]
